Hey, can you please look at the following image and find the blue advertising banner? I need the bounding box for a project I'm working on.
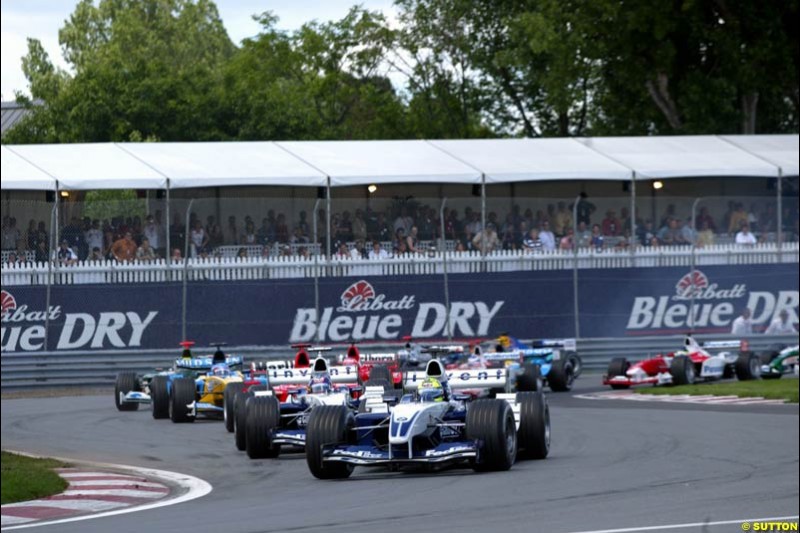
[2,263,797,352]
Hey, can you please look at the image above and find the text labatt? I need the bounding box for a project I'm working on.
[1,303,158,352]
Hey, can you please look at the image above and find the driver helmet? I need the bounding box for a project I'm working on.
[309,373,332,394]
[419,377,444,402]
[210,363,230,377]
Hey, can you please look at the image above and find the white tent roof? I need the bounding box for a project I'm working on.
[578,136,779,179]
[1,146,56,190]
[429,138,632,182]
[277,140,482,185]
[9,144,167,190]
[119,142,327,188]
[719,135,799,176]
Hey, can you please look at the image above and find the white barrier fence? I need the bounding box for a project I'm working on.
[1,242,797,286]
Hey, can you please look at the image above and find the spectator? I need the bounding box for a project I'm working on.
[5,251,19,265]
[649,236,661,248]
[257,217,273,245]
[614,229,632,250]
[575,222,591,248]
[336,211,354,242]
[350,239,367,259]
[275,214,289,243]
[297,246,311,259]
[368,240,389,260]
[34,221,48,251]
[395,239,409,256]
[2,217,20,251]
[747,202,759,231]
[335,242,350,259]
[735,224,757,245]
[112,232,137,262]
[393,207,413,236]
[143,215,160,251]
[590,224,604,250]
[681,217,697,244]
[553,202,572,236]
[759,205,777,234]
[240,220,258,245]
[500,217,517,250]
[523,229,543,253]
[208,224,224,249]
[57,239,78,265]
[237,247,248,259]
[170,213,186,250]
[190,220,209,254]
[136,237,157,262]
[560,228,575,250]
[538,221,556,251]
[171,248,183,262]
[601,210,621,236]
[352,210,368,242]
[637,220,655,247]
[728,203,748,234]
[465,212,482,237]
[260,245,272,259]
[454,241,466,252]
[417,207,436,240]
[696,207,717,232]
[696,221,715,247]
[89,246,104,261]
[25,219,37,250]
[472,223,500,253]
[34,240,49,263]
[290,227,309,245]
[374,212,392,242]
[296,211,310,236]
[573,193,596,226]
[226,215,240,245]
[406,226,420,253]
[658,218,686,245]
[730,308,753,335]
[659,204,677,229]
[765,310,796,335]
[85,220,104,255]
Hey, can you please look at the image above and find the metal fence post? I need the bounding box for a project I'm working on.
[777,167,783,262]
[572,194,581,339]
[312,198,321,343]
[440,197,452,341]
[43,201,57,351]
[181,199,194,341]
[690,197,702,332]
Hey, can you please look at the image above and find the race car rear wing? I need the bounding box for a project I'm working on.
[175,355,243,371]
[530,338,577,350]
[267,365,360,385]
[358,352,398,364]
[403,368,507,390]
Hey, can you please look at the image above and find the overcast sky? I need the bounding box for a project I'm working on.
[1,0,396,100]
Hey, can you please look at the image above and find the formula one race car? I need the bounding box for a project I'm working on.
[759,344,799,379]
[477,335,582,392]
[338,342,403,389]
[241,356,392,459]
[114,341,243,418]
[303,358,550,479]
[167,344,247,423]
[602,336,760,389]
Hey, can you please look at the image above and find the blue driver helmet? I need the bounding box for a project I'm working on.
[419,377,444,402]
[309,373,332,394]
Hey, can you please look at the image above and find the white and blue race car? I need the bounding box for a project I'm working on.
[304,358,550,479]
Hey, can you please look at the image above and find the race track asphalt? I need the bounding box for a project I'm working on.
[1,378,797,533]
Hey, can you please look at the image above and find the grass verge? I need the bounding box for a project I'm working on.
[1,451,68,504]
[636,378,798,403]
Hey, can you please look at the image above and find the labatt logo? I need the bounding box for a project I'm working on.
[291,280,504,342]
[1,289,158,352]
[627,270,798,332]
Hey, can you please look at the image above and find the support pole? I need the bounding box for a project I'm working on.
[690,197,702,332]
[43,200,57,352]
[630,171,636,266]
[325,177,332,258]
[181,199,194,342]
[777,168,783,260]
[165,179,171,268]
[312,198,321,343]
[572,194,581,339]
[440,197,452,341]
[480,174,487,260]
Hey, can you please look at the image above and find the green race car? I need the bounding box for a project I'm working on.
[760,344,799,379]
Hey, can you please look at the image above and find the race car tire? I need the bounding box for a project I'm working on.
[516,363,542,392]
[722,364,735,379]
[150,375,169,419]
[516,391,550,460]
[224,382,245,433]
[566,351,583,378]
[467,399,517,471]
[670,356,695,386]
[759,346,783,366]
[114,372,140,411]
[606,358,630,389]
[735,352,761,381]
[169,378,196,423]
[548,356,575,392]
[306,405,355,479]
[245,395,281,459]
[234,390,250,451]
[367,365,392,383]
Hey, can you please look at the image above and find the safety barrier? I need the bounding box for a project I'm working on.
[2,334,796,392]
[2,242,797,286]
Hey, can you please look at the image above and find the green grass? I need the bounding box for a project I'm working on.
[1,451,68,504]
[636,378,799,403]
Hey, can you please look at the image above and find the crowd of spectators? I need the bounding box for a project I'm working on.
[2,196,799,266]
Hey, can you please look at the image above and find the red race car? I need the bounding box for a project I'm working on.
[603,336,760,389]
[337,342,403,389]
